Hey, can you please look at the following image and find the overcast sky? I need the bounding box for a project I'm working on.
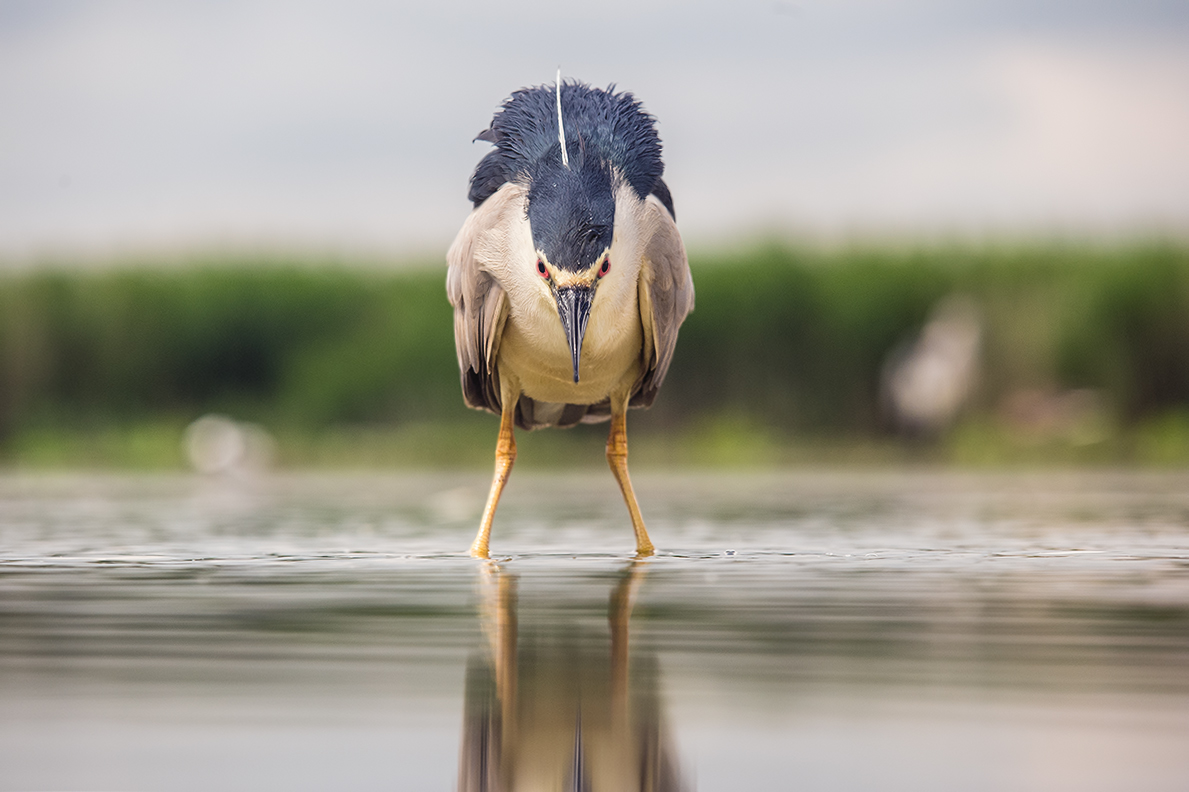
[2,0,1187,261]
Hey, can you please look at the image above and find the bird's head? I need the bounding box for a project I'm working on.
[527,155,617,383]
[469,79,668,384]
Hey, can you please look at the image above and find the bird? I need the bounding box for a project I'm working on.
[447,77,694,559]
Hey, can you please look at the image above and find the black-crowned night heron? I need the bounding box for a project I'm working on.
[447,78,694,558]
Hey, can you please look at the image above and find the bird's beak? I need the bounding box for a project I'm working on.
[554,285,593,382]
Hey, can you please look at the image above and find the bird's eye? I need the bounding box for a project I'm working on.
[598,259,610,278]
[537,260,548,278]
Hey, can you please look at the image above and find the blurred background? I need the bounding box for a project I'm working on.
[1,0,1187,469]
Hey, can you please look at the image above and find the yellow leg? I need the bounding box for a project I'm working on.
[472,404,516,558]
[606,412,654,557]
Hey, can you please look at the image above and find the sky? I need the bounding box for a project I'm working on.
[1,0,1187,261]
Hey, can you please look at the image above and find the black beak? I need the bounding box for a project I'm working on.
[554,285,593,383]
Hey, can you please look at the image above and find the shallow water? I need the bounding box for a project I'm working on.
[1,470,1187,791]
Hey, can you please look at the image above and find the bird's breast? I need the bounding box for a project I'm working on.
[498,289,643,405]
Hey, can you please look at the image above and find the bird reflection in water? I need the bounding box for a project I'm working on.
[458,562,687,791]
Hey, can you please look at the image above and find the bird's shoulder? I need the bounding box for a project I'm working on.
[633,195,694,407]
[447,184,527,413]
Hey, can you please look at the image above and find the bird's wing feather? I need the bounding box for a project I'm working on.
[633,195,694,407]
[446,185,519,414]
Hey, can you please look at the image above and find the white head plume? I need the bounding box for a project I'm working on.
[555,68,569,169]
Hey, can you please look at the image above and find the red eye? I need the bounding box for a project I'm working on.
[537,260,548,278]
[598,259,610,278]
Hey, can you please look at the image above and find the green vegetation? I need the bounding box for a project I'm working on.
[1,241,1187,468]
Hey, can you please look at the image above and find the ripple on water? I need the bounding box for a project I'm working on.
[0,471,1187,791]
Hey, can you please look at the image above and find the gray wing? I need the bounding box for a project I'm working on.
[446,185,518,414]
[633,195,695,408]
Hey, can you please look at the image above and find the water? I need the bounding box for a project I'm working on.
[1,470,1187,791]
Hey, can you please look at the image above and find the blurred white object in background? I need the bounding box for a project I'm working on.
[184,414,274,474]
[426,486,481,524]
[883,295,982,435]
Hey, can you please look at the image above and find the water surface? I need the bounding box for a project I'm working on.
[2,471,1187,790]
